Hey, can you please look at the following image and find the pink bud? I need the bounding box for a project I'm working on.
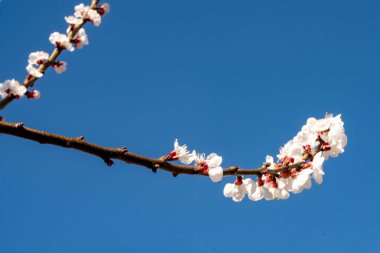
[234,176,243,186]
[26,90,41,99]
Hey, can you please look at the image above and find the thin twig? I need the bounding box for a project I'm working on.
[0,120,269,177]
[0,0,100,110]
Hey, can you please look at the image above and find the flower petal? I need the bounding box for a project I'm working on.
[208,166,223,183]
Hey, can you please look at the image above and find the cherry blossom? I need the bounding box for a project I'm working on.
[312,152,325,184]
[291,168,312,194]
[267,187,290,200]
[248,184,267,201]
[51,61,67,74]
[97,3,110,16]
[262,174,290,200]
[26,64,44,78]
[74,3,101,26]
[224,177,256,202]
[65,16,83,28]
[277,140,304,164]
[49,32,74,52]
[26,90,41,99]
[28,51,49,66]
[71,28,89,49]
[167,139,196,165]
[195,153,223,183]
[0,1,346,205]
[266,155,277,170]
[223,114,346,202]
[0,79,26,99]
[26,51,49,78]
[305,114,347,159]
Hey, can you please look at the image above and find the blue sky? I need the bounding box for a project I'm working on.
[0,0,379,252]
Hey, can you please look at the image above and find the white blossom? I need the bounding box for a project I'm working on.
[65,15,83,27]
[49,32,74,52]
[52,61,67,74]
[277,177,293,193]
[169,139,196,165]
[74,3,101,26]
[305,114,347,159]
[267,187,290,200]
[26,51,49,78]
[277,140,304,164]
[248,182,269,201]
[226,114,346,203]
[0,79,26,98]
[257,174,290,200]
[72,28,89,49]
[28,51,49,65]
[195,153,223,183]
[312,152,325,184]
[224,178,256,202]
[98,3,110,16]
[74,3,87,17]
[292,169,312,194]
[266,155,276,170]
[26,64,43,78]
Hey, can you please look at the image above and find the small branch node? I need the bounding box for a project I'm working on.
[15,122,24,128]
[151,163,161,173]
[76,136,85,141]
[118,146,128,153]
[104,158,114,167]
[159,155,169,162]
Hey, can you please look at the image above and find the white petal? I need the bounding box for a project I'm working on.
[232,186,245,202]
[279,189,290,200]
[232,193,245,202]
[313,171,324,185]
[174,139,179,150]
[223,183,235,198]
[304,178,312,189]
[208,167,223,183]
[206,153,222,167]
[248,186,263,201]
[178,151,196,165]
[263,188,274,200]
[243,178,256,194]
[26,65,43,78]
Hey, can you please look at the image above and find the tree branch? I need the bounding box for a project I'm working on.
[0,120,276,177]
[0,0,100,110]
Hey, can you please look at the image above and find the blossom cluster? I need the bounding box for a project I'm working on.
[0,79,27,99]
[223,114,347,202]
[168,114,347,202]
[0,2,109,101]
[167,139,224,183]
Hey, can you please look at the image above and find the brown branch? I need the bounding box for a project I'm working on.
[0,120,265,177]
[0,0,100,110]
[0,120,323,179]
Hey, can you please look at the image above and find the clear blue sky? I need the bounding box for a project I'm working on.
[0,0,379,252]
